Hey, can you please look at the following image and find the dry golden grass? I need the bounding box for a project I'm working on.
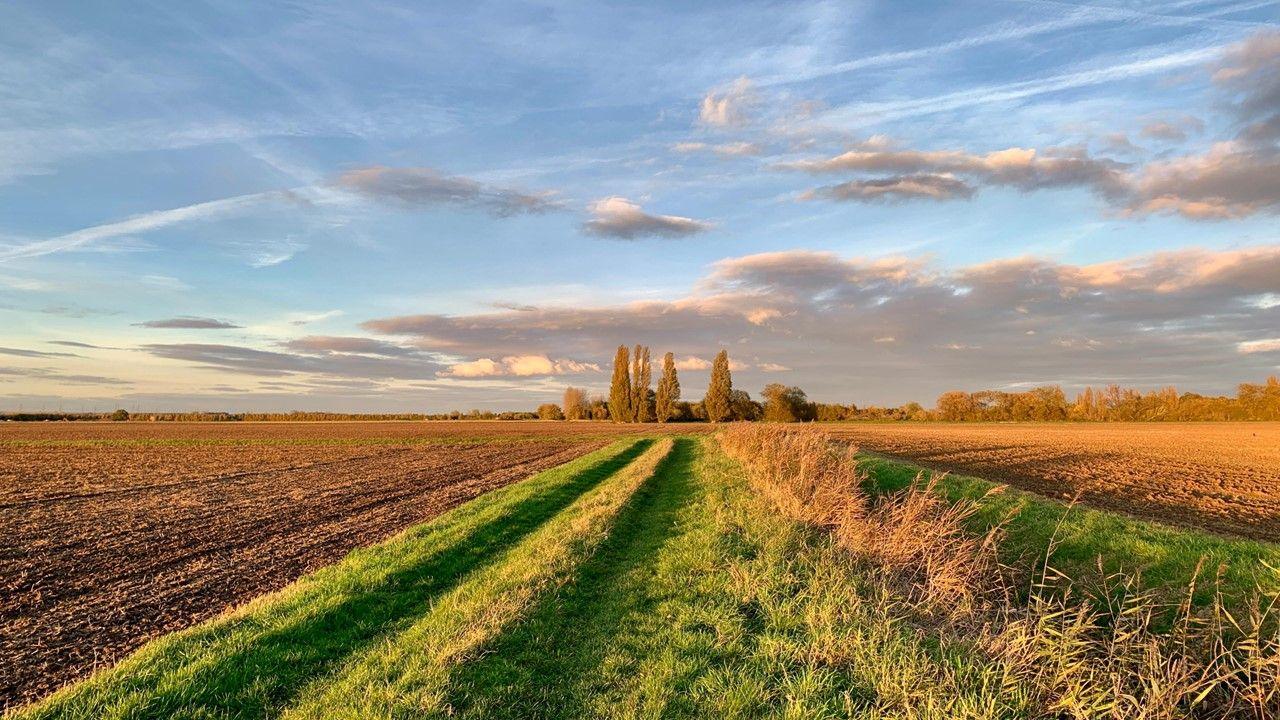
[719,425,1280,719]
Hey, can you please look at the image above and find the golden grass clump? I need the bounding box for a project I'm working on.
[718,424,1279,719]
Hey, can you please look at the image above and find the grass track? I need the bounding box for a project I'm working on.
[859,455,1280,606]
[15,439,652,720]
[279,438,674,718]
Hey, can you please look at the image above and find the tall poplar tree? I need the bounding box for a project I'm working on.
[655,351,680,422]
[608,345,632,423]
[630,344,651,422]
[704,349,732,422]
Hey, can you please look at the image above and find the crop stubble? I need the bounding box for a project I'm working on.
[0,421,668,710]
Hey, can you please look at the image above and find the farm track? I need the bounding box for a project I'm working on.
[0,424,627,710]
[826,422,1280,540]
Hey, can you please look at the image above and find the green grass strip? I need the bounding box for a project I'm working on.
[278,438,675,719]
[439,437,1020,718]
[858,454,1280,607]
[15,439,650,720]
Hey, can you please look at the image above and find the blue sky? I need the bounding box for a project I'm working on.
[1,0,1277,412]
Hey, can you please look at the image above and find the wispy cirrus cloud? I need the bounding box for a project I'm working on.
[0,191,283,263]
[0,346,79,358]
[334,166,562,217]
[141,341,444,380]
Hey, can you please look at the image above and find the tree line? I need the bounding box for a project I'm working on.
[931,377,1280,422]
[7,372,1277,424]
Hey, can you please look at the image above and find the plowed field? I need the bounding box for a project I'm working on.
[0,421,668,709]
[826,422,1280,541]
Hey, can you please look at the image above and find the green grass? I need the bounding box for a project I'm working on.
[858,454,1280,607]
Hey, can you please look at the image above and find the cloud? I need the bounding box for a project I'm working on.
[581,197,713,239]
[361,245,1280,402]
[1116,32,1280,220]
[242,237,306,268]
[674,356,711,371]
[281,335,416,357]
[1213,29,1280,143]
[699,77,757,127]
[0,367,130,386]
[771,35,1280,217]
[0,190,283,263]
[134,317,242,329]
[813,45,1221,129]
[441,354,601,378]
[674,141,764,157]
[1140,117,1203,142]
[757,362,790,372]
[48,340,116,350]
[1238,338,1280,354]
[334,166,561,217]
[0,346,79,358]
[1126,141,1280,219]
[141,341,443,380]
[288,309,344,326]
[779,145,1128,198]
[801,174,976,203]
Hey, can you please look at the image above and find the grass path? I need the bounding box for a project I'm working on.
[279,438,674,718]
[441,436,731,717]
[16,439,652,720]
[438,438,1010,718]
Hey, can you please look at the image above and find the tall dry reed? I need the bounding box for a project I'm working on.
[718,424,1279,719]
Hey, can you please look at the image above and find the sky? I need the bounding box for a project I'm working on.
[1,0,1278,413]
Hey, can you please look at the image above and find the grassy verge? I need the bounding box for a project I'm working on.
[858,454,1280,606]
[14,439,651,720]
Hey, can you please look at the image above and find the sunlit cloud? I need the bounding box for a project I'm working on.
[581,197,713,239]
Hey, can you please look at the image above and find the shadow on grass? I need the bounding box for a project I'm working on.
[28,440,651,720]
[443,437,706,719]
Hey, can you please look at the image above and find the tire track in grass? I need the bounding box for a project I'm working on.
[279,438,676,720]
[15,440,649,720]
[440,437,755,719]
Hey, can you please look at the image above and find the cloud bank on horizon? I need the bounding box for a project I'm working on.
[0,1,1276,412]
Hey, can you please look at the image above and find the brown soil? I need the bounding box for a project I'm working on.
[825,422,1280,541]
[0,421,673,710]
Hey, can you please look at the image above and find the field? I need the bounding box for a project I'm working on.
[5,422,1278,718]
[0,421,679,709]
[826,422,1280,540]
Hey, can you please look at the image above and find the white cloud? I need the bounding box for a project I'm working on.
[699,77,757,127]
[441,354,601,378]
[674,356,711,371]
[1238,338,1280,354]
